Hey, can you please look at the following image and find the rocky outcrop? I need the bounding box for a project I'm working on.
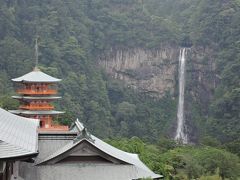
[98,48,179,97]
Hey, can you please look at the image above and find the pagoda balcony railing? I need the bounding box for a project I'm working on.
[20,104,54,110]
[17,89,57,95]
[30,116,52,120]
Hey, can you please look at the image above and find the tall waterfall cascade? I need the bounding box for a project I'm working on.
[175,48,188,144]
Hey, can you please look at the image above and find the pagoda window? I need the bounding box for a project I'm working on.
[42,84,47,89]
[40,121,45,127]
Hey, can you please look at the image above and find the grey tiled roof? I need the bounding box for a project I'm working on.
[35,120,162,179]
[12,69,61,83]
[0,108,39,159]
[20,131,162,180]
[9,110,64,115]
[37,136,162,179]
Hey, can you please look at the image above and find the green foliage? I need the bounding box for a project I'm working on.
[107,138,240,179]
[224,140,240,157]
[0,95,19,110]
[162,146,240,179]
[189,0,240,147]
[106,137,162,172]
[199,174,221,180]
[107,79,176,141]
[157,137,177,153]
[144,0,240,151]
[0,0,239,164]
[0,1,239,179]
[200,136,221,148]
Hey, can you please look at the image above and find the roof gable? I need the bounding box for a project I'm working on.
[39,139,127,165]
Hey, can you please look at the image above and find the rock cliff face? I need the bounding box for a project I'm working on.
[182,47,217,142]
[99,46,218,142]
[99,47,179,97]
[186,47,217,114]
[99,46,217,102]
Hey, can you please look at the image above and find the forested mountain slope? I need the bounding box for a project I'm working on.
[0,0,239,153]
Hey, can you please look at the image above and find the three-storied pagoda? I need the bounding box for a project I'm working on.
[9,39,68,131]
[10,67,68,131]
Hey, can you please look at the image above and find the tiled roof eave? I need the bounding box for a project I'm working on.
[12,70,61,83]
[0,141,38,160]
[0,151,38,161]
[0,108,39,159]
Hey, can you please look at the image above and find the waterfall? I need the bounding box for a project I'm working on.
[175,48,188,144]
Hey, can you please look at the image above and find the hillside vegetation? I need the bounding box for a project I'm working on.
[0,0,239,177]
[107,137,240,179]
[0,0,181,140]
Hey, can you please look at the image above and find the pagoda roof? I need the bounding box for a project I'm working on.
[9,110,64,115]
[12,68,61,83]
[0,108,39,159]
[12,96,62,100]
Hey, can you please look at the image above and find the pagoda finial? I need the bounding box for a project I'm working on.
[34,36,39,70]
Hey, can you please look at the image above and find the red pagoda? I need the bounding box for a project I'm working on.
[10,67,68,131]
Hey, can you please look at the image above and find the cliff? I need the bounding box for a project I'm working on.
[185,47,218,142]
[99,47,179,97]
[99,46,218,142]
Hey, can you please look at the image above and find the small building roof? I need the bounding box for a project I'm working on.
[12,68,61,83]
[0,108,39,159]
[37,136,161,179]
[34,120,162,179]
[9,110,64,115]
[20,129,162,180]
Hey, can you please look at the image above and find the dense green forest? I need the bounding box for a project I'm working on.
[0,0,239,178]
[107,137,240,179]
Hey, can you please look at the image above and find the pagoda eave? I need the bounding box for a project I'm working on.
[11,70,61,83]
[12,96,62,100]
[9,110,65,115]
[12,80,61,83]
